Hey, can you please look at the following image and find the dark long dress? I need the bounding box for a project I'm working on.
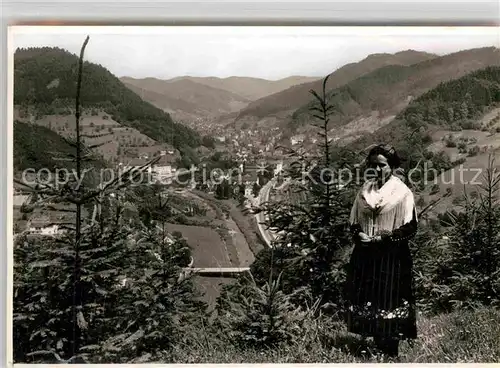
[345,208,418,340]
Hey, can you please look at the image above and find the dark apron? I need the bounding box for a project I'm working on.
[344,239,417,340]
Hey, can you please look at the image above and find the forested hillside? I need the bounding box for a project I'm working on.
[399,66,500,129]
[353,66,500,150]
[13,120,76,171]
[236,50,437,120]
[291,47,500,131]
[14,47,201,151]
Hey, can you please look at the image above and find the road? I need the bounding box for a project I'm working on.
[172,188,255,267]
[254,179,277,247]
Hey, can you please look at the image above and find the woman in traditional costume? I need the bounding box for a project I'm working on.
[345,144,418,358]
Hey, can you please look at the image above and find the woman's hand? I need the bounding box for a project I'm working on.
[358,232,372,244]
[358,233,383,245]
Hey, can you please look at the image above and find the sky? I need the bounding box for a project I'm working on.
[10,26,500,80]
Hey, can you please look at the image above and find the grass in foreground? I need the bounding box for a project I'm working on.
[169,307,500,363]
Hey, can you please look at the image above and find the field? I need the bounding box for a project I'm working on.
[422,148,500,215]
[164,223,236,268]
[14,107,178,163]
[421,111,500,215]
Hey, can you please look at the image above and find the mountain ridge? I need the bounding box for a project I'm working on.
[120,76,250,122]
[224,47,499,142]
[160,75,321,100]
[233,49,439,122]
[14,46,202,154]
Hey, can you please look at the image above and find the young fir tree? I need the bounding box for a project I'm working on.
[253,74,356,310]
[13,36,196,363]
[14,36,118,363]
[442,155,500,309]
[413,155,500,313]
[215,271,309,349]
[93,182,206,363]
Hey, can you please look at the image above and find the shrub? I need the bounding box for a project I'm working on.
[430,184,440,194]
[216,273,311,349]
[460,120,475,130]
[468,145,480,157]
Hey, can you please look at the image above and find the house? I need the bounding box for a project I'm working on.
[152,157,175,184]
[290,134,305,146]
[28,219,64,236]
[13,194,31,207]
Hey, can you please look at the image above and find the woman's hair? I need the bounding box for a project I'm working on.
[366,143,401,169]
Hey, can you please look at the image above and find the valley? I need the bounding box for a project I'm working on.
[11,39,500,364]
[13,46,500,307]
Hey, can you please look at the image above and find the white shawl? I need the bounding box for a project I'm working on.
[349,174,417,237]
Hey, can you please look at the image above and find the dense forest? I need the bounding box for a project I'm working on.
[291,64,417,127]
[14,47,202,152]
[346,66,500,191]
[14,120,76,171]
[291,47,500,130]
[399,66,500,130]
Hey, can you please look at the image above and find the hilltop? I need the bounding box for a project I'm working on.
[222,47,500,142]
[120,77,251,122]
[231,49,438,123]
[120,75,320,123]
[14,47,202,156]
[291,47,500,134]
[166,75,320,100]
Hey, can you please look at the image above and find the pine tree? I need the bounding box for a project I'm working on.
[97,220,205,363]
[87,184,206,363]
[216,271,307,349]
[13,36,163,363]
[414,155,500,313]
[254,74,356,308]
